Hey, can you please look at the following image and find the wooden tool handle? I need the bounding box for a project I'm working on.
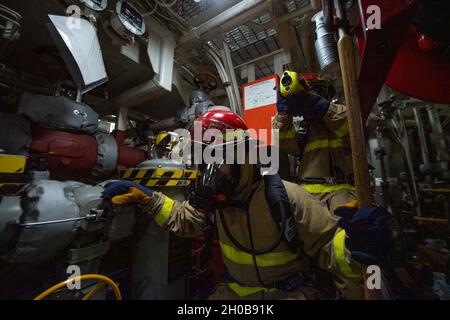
[337,34,384,300]
[337,35,372,207]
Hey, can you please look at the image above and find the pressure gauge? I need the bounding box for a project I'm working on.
[79,0,108,11]
[111,0,145,40]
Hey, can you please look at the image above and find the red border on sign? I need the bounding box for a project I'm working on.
[242,74,279,145]
[242,74,279,111]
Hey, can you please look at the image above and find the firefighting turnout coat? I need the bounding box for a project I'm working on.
[272,103,356,213]
[143,164,364,300]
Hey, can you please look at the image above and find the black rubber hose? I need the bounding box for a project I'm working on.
[246,208,267,287]
[322,0,334,29]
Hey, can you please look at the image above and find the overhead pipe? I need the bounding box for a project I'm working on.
[221,36,243,116]
[205,46,241,116]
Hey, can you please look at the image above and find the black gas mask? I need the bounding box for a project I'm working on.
[189,163,239,212]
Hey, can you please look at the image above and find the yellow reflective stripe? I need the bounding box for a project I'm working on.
[154,197,174,227]
[303,139,343,153]
[278,127,297,140]
[302,184,355,194]
[220,242,298,267]
[228,282,276,297]
[334,122,349,138]
[333,230,361,279]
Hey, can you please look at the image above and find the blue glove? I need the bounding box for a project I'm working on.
[285,91,330,120]
[334,201,395,266]
[276,87,289,113]
[102,181,154,205]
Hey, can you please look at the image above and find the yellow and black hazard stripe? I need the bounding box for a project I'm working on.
[120,168,198,180]
[120,168,198,188]
[128,178,194,188]
[0,155,27,174]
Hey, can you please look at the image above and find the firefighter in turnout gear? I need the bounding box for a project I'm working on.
[273,71,356,214]
[103,110,393,300]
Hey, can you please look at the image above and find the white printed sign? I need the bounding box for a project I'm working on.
[244,78,277,110]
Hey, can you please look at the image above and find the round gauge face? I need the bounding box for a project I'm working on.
[80,0,108,11]
[115,0,146,36]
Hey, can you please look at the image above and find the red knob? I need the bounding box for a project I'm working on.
[418,33,434,52]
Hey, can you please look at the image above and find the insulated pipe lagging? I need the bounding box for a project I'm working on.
[312,11,340,73]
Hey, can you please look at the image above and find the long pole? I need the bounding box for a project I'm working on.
[334,0,382,300]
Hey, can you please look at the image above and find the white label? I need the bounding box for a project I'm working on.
[244,78,277,110]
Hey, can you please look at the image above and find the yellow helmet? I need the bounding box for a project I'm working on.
[156,132,172,149]
[280,70,306,97]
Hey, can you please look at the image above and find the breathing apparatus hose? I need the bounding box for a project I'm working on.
[218,204,286,256]
[217,174,293,256]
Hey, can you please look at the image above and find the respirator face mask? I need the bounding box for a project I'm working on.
[190,163,239,211]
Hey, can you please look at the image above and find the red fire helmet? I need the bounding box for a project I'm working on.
[196,110,248,131]
[300,73,321,82]
[192,110,249,145]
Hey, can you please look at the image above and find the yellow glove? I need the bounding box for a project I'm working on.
[102,181,154,205]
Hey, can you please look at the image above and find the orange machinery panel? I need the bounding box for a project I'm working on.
[242,74,279,145]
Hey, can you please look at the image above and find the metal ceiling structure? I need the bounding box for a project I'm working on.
[173,0,217,22]
[124,0,319,113]
[219,0,312,79]
[287,0,311,12]
[224,16,279,79]
[161,0,314,79]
